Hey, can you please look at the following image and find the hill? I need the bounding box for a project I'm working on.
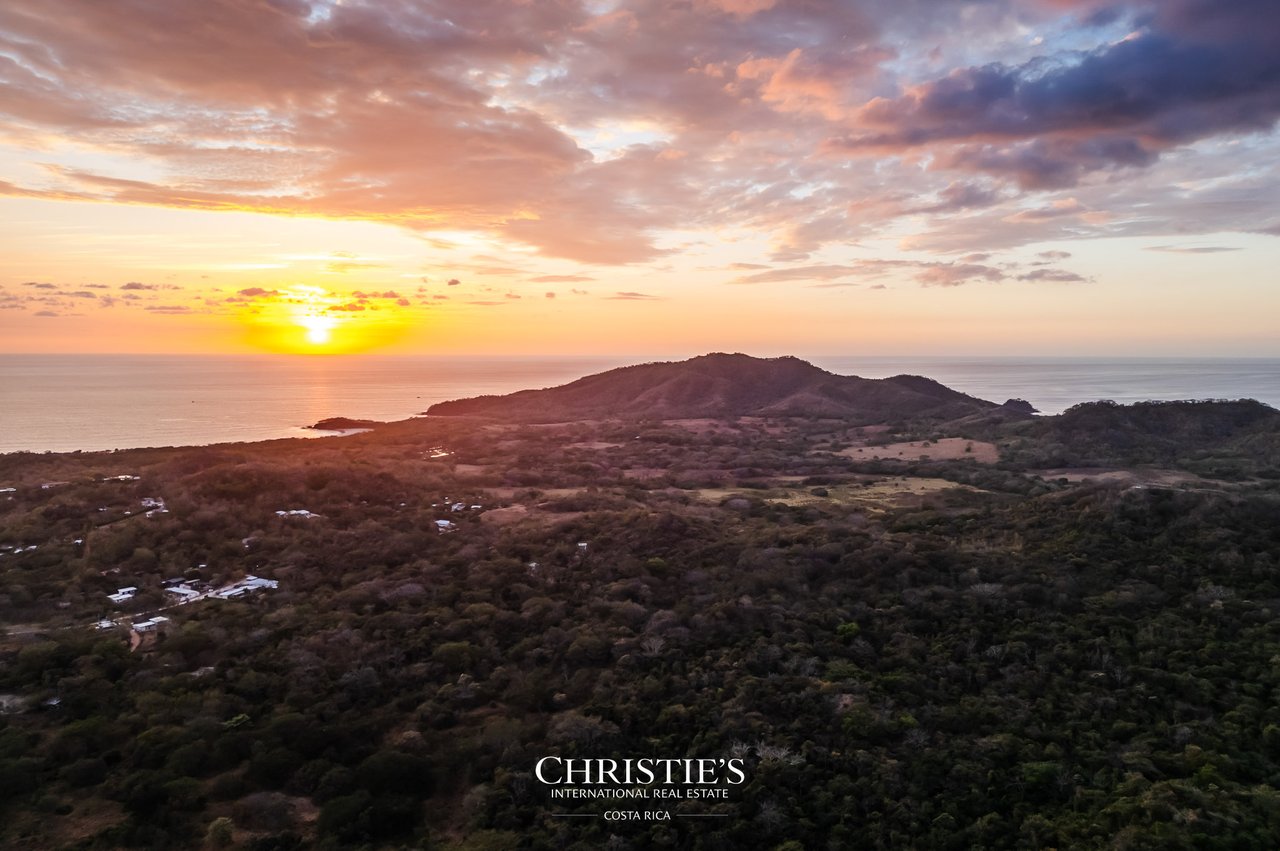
[1000,398,1280,475]
[425,353,1000,423]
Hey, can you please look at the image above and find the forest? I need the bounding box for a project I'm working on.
[2,394,1280,849]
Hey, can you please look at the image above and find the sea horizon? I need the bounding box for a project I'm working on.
[3,352,1279,455]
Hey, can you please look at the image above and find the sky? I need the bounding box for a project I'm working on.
[0,0,1277,357]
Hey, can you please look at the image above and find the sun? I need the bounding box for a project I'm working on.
[298,313,336,346]
[235,284,418,354]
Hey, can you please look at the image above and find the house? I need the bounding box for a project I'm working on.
[165,586,200,601]
[132,616,169,633]
[41,481,70,490]
[435,519,457,533]
[105,475,140,482]
[276,509,321,518]
[240,575,278,591]
[214,574,279,599]
[107,587,138,604]
[450,502,465,512]
[142,497,169,516]
[95,619,117,630]
[0,487,15,494]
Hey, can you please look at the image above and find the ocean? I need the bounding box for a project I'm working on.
[2,354,1278,454]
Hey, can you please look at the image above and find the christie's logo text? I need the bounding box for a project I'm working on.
[535,757,747,786]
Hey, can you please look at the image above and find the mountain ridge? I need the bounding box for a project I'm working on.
[424,352,1004,423]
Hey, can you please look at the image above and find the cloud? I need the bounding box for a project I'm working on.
[1016,268,1089,283]
[912,181,1003,213]
[545,291,556,299]
[328,302,366,312]
[1146,245,1242,253]
[145,305,194,314]
[915,263,1006,287]
[530,274,595,283]
[120,282,159,291]
[236,287,279,298]
[447,279,461,287]
[729,255,1092,288]
[731,264,861,284]
[607,291,661,300]
[33,310,59,317]
[23,282,56,289]
[829,1,1280,188]
[1002,198,1090,223]
[0,0,1274,265]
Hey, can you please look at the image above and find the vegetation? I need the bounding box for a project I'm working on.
[2,378,1279,848]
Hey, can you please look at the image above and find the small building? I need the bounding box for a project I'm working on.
[242,575,278,590]
[165,586,200,601]
[435,519,457,533]
[107,587,138,605]
[214,575,279,599]
[276,509,321,518]
[132,616,169,633]
[95,619,117,631]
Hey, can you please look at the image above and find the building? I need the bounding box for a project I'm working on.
[435,519,457,533]
[107,587,138,605]
[214,575,279,599]
[132,616,169,633]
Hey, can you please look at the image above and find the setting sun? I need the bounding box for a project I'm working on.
[297,313,336,346]
[225,284,416,354]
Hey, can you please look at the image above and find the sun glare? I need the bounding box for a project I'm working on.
[234,284,416,354]
[299,313,336,346]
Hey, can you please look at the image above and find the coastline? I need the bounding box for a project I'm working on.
[3,354,1279,455]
